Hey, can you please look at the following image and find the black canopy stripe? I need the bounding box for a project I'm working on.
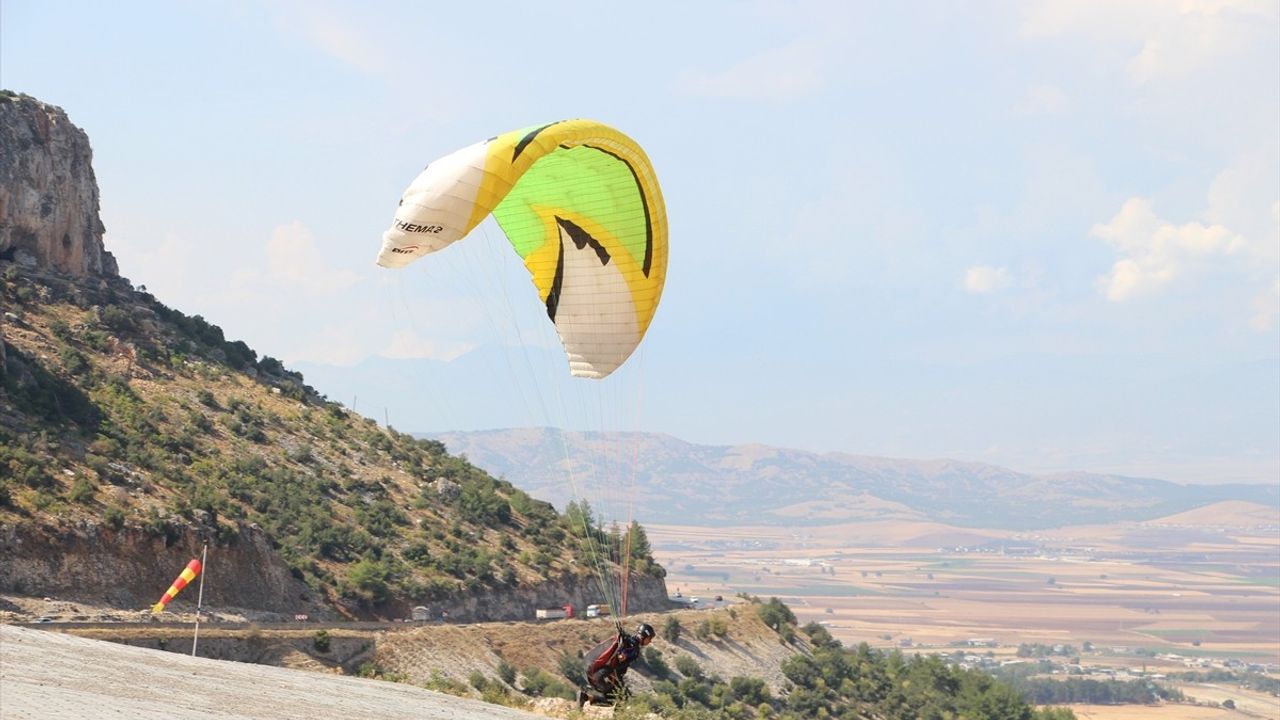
[547,216,612,322]
[512,121,564,163]
[546,227,566,322]
[557,216,611,265]
[581,144,654,277]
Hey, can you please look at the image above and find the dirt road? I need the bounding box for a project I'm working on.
[0,625,544,719]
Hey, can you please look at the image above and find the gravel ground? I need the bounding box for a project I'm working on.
[0,625,546,720]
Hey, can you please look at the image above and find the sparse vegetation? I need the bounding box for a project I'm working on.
[0,268,663,612]
[312,629,330,653]
[662,616,682,643]
[616,615,1079,720]
[519,667,576,700]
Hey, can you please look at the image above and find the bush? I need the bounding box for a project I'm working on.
[103,505,127,530]
[520,668,576,699]
[697,616,729,640]
[99,304,135,332]
[496,661,517,686]
[557,652,585,686]
[67,477,96,504]
[757,597,795,631]
[675,654,704,679]
[662,616,682,643]
[313,629,331,653]
[643,647,672,679]
[424,671,470,696]
[344,559,392,603]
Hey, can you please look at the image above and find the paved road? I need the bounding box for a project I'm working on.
[0,625,545,720]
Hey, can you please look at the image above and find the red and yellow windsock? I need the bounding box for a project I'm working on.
[151,558,202,613]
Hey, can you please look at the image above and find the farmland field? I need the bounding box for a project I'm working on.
[650,509,1280,671]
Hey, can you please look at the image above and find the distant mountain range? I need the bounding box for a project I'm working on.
[428,428,1279,530]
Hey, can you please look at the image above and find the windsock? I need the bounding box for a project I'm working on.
[151,558,202,613]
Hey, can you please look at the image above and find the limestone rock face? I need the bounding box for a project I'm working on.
[0,94,118,277]
[0,520,330,618]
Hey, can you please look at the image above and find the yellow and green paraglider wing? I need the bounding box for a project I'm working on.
[377,119,667,379]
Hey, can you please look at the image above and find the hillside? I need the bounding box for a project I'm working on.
[9,601,1081,720]
[432,428,1279,529]
[1148,500,1278,528]
[0,94,666,621]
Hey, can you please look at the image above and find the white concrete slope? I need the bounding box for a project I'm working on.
[0,625,543,720]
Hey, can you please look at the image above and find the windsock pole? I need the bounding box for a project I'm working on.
[191,541,208,657]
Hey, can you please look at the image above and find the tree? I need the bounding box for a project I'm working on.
[627,520,652,560]
[757,597,796,631]
[345,559,392,603]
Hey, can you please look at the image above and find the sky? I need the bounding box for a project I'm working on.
[3,1,1278,485]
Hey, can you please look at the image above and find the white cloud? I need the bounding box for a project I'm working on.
[1205,151,1280,271]
[272,1,389,75]
[675,41,828,101]
[282,322,375,367]
[231,221,363,298]
[1015,84,1069,115]
[382,329,474,362]
[1018,0,1277,83]
[963,265,1011,294]
[1250,277,1280,331]
[1092,198,1244,301]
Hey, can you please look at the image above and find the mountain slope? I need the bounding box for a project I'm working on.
[0,95,666,620]
[431,428,1279,529]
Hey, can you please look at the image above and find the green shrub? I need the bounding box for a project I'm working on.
[344,558,392,603]
[99,304,135,332]
[103,505,127,530]
[757,597,795,631]
[662,616,682,643]
[520,668,576,699]
[424,671,471,696]
[557,652,585,686]
[67,477,96,504]
[675,654,704,679]
[643,647,672,679]
[696,616,728,640]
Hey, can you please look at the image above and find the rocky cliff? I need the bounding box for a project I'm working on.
[2,512,670,620]
[0,519,328,617]
[0,92,117,277]
[0,516,668,622]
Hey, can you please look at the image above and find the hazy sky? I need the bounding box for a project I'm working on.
[4,1,1278,484]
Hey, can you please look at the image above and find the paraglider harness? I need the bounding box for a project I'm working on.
[582,622,641,705]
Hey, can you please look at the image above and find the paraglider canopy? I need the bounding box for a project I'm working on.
[377,119,668,379]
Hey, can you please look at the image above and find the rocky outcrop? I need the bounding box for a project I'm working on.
[0,517,671,622]
[0,519,330,618]
[0,93,117,277]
